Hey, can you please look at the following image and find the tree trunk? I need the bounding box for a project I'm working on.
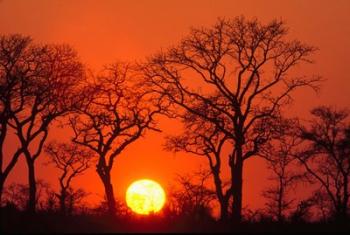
[219,198,229,221]
[277,180,284,222]
[342,175,349,220]
[97,168,116,215]
[0,120,6,207]
[67,194,74,216]
[211,171,229,221]
[27,160,36,213]
[231,150,243,223]
[104,180,116,215]
[0,176,4,206]
[60,189,67,215]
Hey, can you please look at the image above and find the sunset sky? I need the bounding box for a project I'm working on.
[1,0,350,214]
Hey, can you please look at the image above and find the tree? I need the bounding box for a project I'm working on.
[165,115,232,221]
[3,182,29,210]
[2,34,84,213]
[142,16,321,222]
[64,188,89,215]
[3,180,52,211]
[45,141,93,215]
[167,169,216,220]
[309,190,332,221]
[297,106,350,220]
[0,34,31,205]
[289,198,314,223]
[70,62,162,215]
[260,119,304,222]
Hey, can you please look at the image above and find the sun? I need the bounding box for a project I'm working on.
[126,179,166,215]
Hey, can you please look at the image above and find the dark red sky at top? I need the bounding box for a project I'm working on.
[0,0,349,216]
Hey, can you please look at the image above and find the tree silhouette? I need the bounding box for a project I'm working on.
[0,34,84,213]
[45,141,93,215]
[142,16,321,222]
[64,188,89,215]
[166,169,216,220]
[260,118,305,222]
[70,62,162,215]
[309,190,332,221]
[297,106,350,220]
[3,180,52,211]
[0,34,31,205]
[165,116,232,221]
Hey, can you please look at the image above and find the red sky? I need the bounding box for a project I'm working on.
[1,0,350,215]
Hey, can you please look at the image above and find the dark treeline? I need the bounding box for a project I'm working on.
[0,16,349,233]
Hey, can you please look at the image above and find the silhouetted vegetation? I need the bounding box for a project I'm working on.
[69,62,163,215]
[0,16,349,233]
[45,142,93,215]
[297,106,350,221]
[165,169,216,221]
[259,118,306,222]
[142,16,321,222]
[0,34,84,213]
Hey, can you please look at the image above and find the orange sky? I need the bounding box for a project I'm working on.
[1,0,350,214]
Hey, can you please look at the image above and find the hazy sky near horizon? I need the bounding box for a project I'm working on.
[1,0,349,213]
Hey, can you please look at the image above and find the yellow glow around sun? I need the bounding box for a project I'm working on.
[126,179,166,215]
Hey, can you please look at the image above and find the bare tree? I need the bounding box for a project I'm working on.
[3,179,52,211]
[3,182,29,210]
[142,16,321,222]
[289,198,314,222]
[309,190,332,221]
[70,62,162,215]
[1,34,84,213]
[260,119,304,222]
[45,141,93,215]
[65,188,89,215]
[297,106,350,220]
[165,115,232,221]
[0,34,31,205]
[167,169,216,220]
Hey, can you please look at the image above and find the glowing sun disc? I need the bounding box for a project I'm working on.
[126,179,166,215]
